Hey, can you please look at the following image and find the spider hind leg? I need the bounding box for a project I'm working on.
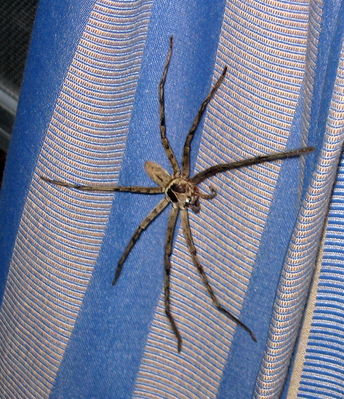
[181,209,256,342]
[164,206,182,351]
[112,198,169,285]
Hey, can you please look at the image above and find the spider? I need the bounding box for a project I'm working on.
[41,36,314,352]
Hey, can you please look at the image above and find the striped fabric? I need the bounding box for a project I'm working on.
[0,1,343,399]
[133,1,311,398]
[0,1,153,398]
[286,46,344,399]
[255,46,344,399]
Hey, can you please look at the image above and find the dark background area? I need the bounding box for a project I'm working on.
[0,0,39,183]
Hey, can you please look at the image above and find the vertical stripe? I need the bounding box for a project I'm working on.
[287,45,344,399]
[0,1,153,398]
[255,24,344,399]
[133,1,310,398]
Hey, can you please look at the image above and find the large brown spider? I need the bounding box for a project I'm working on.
[41,37,313,352]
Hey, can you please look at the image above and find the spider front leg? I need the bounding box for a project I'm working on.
[191,146,314,185]
[181,209,257,342]
[159,36,180,174]
[181,67,227,178]
[164,206,182,352]
[40,176,164,194]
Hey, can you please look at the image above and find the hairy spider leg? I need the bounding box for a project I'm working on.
[182,67,227,178]
[112,198,169,285]
[191,146,315,185]
[181,210,257,343]
[164,206,182,351]
[159,36,180,174]
[40,176,164,194]
[40,36,315,352]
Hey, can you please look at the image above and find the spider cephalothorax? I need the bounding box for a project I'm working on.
[165,179,217,213]
[41,36,314,352]
[144,161,215,213]
[166,177,199,210]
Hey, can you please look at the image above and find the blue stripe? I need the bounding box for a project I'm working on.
[49,1,226,398]
[0,0,98,300]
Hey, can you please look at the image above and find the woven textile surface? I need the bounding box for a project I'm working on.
[0,1,343,398]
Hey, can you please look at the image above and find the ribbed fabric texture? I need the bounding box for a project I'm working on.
[255,54,344,399]
[133,1,311,398]
[0,1,153,398]
[287,44,344,399]
[0,1,343,398]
